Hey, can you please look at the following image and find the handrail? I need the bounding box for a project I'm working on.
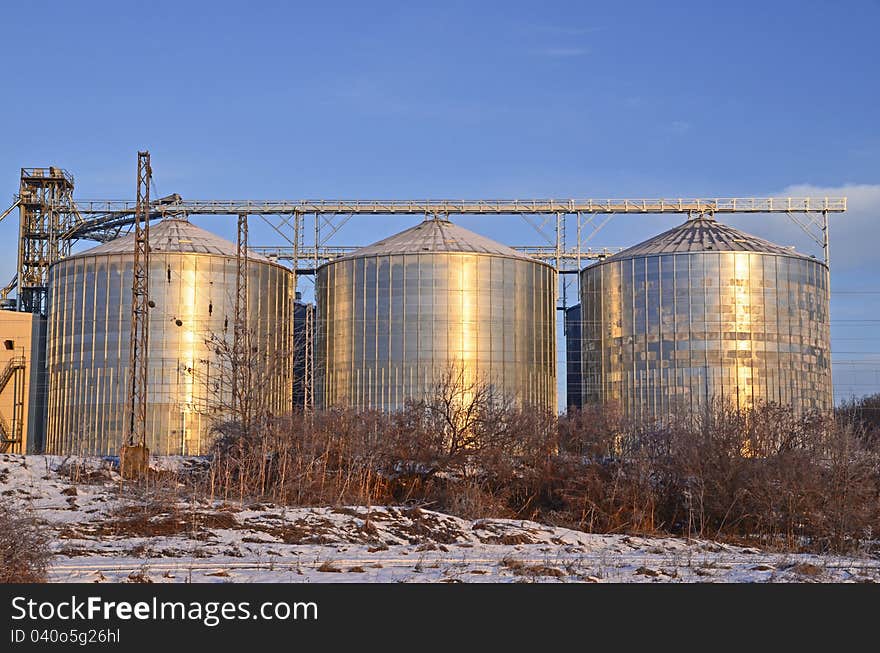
[63,197,847,217]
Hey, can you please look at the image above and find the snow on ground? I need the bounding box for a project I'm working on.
[2,454,879,583]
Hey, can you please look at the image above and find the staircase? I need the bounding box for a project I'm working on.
[0,356,26,453]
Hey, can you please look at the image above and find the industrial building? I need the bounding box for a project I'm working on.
[564,304,583,411]
[576,215,833,421]
[0,162,846,455]
[292,295,314,409]
[315,218,557,412]
[44,217,294,455]
[0,311,47,453]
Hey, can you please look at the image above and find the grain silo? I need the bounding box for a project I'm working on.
[45,217,294,455]
[315,217,556,412]
[292,295,314,409]
[579,216,832,421]
[564,304,583,411]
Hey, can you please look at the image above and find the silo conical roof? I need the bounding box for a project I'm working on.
[607,216,817,262]
[67,217,273,262]
[338,218,534,261]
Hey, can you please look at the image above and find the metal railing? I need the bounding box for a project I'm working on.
[249,245,625,271]
[63,197,848,217]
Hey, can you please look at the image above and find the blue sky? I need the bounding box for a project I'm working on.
[1,0,878,404]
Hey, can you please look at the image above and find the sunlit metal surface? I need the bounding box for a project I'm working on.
[579,217,832,419]
[316,219,557,412]
[44,219,293,455]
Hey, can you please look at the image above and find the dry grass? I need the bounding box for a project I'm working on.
[317,561,341,573]
[0,504,52,583]
[192,379,880,555]
[554,402,880,553]
[501,557,565,578]
[126,569,153,583]
[787,562,824,577]
[513,564,565,578]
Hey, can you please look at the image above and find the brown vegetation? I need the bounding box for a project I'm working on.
[0,503,52,583]
[197,368,880,555]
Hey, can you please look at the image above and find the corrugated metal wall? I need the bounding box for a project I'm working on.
[580,251,832,420]
[564,304,583,411]
[316,252,557,412]
[45,252,293,455]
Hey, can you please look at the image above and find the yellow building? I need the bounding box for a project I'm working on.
[0,310,47,453]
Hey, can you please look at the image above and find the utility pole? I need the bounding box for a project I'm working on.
[121,151,152,478]
[304,304,314,411]
[234,213,251,433]
[292,211,301,413]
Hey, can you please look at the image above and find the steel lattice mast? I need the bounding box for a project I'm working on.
[233,213,251,431]
[124,151,151,448]
[13,168,76,313]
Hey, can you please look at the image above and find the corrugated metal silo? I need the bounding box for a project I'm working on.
[579,216,832,420]
[315,218,556,412]
[564,304,583,411]
[45,218,294,455]
[292,296,314,409]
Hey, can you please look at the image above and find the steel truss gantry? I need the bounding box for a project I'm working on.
[0,164,849,432]
[48,197,850,266]
[0,165,848,316]
[248,245,623,273]
[54,197,846,267]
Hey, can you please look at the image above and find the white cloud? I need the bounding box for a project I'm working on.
[774,183,880,270]
[718,183,880,271]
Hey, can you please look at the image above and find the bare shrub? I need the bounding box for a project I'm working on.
[552,400,880,552]
[0,504,52,583]
[207,408,393,507]
[55,457,113,485]
[558,403,624,458]
[204,367,557,519]
[441,481,512,520]
[201,357,880,555]
[837,393,880,448]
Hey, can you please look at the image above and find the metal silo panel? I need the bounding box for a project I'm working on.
[46,243,293,456]
[580,246,832,421]
[317,251,556,412]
